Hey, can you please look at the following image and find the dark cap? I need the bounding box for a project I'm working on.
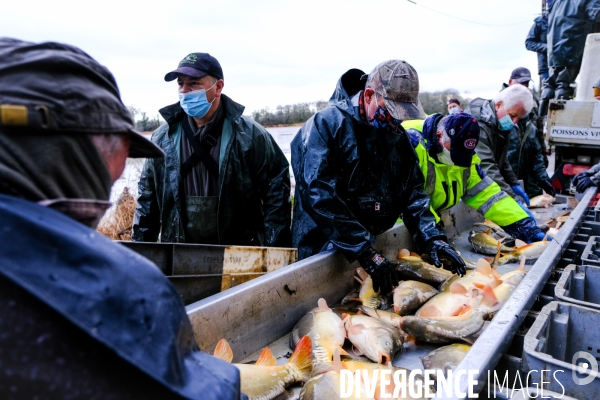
[164,52,223,82]
[447,98,461,106]
[510,67,532,84]
[445,112,480,167]
[365,60,426,120]
[0,38,163,158]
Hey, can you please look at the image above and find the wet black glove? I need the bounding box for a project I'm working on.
[358,249,399,295]
[424,240,466,276]
[576,177,595,193]
[572,170,593,186]
[540,179,556,196]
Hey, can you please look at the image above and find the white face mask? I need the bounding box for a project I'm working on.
[437,148,454,165]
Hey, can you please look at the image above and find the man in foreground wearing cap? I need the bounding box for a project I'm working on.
[447,98,463,115]
[412,112,546,243]
[291,61,466,296]
[464,84,536,208]
[0,38,241,398]
[133,52,291,247]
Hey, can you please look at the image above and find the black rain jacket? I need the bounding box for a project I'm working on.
[508,120,550,198]
[291,69,445,261]
[132,95,291,247]
[525,14,549,76]
[0,194,241,399]
[547,0,600,68]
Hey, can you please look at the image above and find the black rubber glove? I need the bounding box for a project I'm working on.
[576,176,595,193]
[540,179,556,197]
[357,249,399,295]
[424,240,466,276]
[572,170,593,186]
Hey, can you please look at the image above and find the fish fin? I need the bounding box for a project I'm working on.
[450,282,468,295]
[398,249,411,258]
[348,297,362,303]
[337,346,349,356]
[419,305,442,318]
[349,323,367,335]
[255,347,277,366]
[476,258,493,276]
[492,269,502,279]
[473,282,484,289]
[288,335,312,382]
[333,348,342,374]
[515,239,527,248]
[457,305,472,316]
[481,285,499,309]
[354,276,365,286]
[213,339,233,363]
[490,279,502,288]
[318,298,331,312]
[356,267,370,281]
[394,304,400,315]
[518,255,527,271]
[410,251,421,257]
[405,334,417,344]
[543,234,548,243]
[486,228,492,235]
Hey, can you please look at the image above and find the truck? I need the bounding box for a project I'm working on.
[156,188,597,399]
[546,33,600,194]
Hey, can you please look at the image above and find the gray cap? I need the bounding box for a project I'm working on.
[365,60,426,120]
[0,37,164,159]
[510,67,532,84]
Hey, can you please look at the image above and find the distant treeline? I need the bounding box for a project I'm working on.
[251,89,470,127]
[128,105,163,132]
[251,101,329,126]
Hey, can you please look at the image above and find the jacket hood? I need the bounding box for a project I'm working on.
[479,99,498,127]
[328,68,366,120]
[159,94,245,126]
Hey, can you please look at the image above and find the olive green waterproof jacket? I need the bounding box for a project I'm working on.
[132,95,291,246]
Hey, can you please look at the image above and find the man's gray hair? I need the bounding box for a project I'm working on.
[492,84,534,114]
[437,116,451,147]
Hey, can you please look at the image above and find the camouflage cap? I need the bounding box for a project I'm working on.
[365,60,426,120]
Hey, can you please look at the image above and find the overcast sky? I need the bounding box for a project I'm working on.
[2,0,544,118]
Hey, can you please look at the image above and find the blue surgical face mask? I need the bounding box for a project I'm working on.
[448,107,460,115]
[179,81,217,118]
[497,106,515,131]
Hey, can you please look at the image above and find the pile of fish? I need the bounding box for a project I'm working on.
[213,245,530,399]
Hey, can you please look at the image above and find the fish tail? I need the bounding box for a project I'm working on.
[213,339,233,363]
[288,335,313,382]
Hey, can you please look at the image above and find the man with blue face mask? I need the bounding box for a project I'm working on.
[133,52,291,247]
[464,84,534,207]
[291,60,467,296]
[447,98,463,115]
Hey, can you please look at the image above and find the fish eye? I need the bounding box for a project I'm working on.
[386,341,391,346]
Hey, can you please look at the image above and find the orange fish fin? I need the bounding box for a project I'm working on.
[473,282,484,289]
[394,304,400,315]
[476,258,492,276]
[492,270,502,279]
[349,323,366,335]
[450,282,468,295]
[318,298,331,312]
[356,267,370,281]
[457,305,472,316]
[518,255,527,271]
[333,348,342,374]
[398,249,411,258]
[481,285,499,308]
[288,335,313,381]
[214,339,233,363]
[410,251,421,257]
[255,347,277,366]
[515,239,527,248]
[337,346,349,356]
[419,305,442,318]
[354,276,365,286]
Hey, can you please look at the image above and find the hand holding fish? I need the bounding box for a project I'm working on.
[358,249,399,295]
[425,239,467,276]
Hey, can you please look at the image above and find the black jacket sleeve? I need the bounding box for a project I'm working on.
[132,158,161,242]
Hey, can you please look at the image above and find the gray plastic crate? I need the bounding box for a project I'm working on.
[523,301,600,399]
[555,264,600,310]
[581,236,600,267]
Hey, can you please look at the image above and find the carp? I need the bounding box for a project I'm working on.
[496,237,549,265]
[474,219,514,244]
[421,343,471,379]
[395,249,454,285]
[486,257,528,312]
[529,193,555,208]
[358,305,404,332]
[415,282,475,318]
[343,314,404,364]
[343,359,434,399]
[300,349,371,400]
[401,286,498,344]
[393,280,439,316]
[351,267,390,309]
[439,259,501,292]
[214,336,312,400]
[289,298,347,364]
[468,230,515,255]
